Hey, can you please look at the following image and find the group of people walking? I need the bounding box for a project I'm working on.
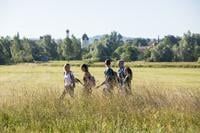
[60,59,133,99]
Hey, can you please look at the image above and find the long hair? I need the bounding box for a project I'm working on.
[81,64,89,72]
[125,67,132,80]
[105,59,111,66]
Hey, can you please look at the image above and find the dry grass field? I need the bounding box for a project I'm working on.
[0,62,200,132]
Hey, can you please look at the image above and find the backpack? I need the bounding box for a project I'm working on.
[69,71,75,88]
[118,68,126,79]
[89,75,96,87]
[107,68,118,83]
[112,70,119,84]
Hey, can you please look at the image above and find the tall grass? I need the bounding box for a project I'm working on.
[31,61,200,68]
[0,86,199,132]
[0,63,200,132]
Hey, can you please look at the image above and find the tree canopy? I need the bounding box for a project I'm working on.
[0,31,200,64]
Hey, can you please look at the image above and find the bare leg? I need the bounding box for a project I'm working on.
[60,89,67,100]
[127,87,132,95]
[68,87,74,98]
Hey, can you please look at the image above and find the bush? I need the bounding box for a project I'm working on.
[198,57,200,63]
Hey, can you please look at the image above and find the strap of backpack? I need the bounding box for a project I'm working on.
[69,72,74,82]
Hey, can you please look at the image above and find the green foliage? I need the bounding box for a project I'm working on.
[21,39,34,62]
[198,57,200,63]
[59,35,81,60]
[86,32,125,61]
[10,35,22,62]
[0,37,12,64]
[82,47,91,60]
[0,64,200,132]
[194,46,200,61]
[145,32,200,62]
[179,33,195,61]
[10,35,33,63]
[0,31,200,64]
[106,31,123,51]
[92,43,110,61]
[71,35,81,59]
[126,38,150,47]
[150,44,173,62]
[42,35,58,60]
[113,45,139,61]
[150,48,160,62]
[30,40,44,61]
[61,37,73,60]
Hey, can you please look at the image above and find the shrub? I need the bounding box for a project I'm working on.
[198,57,200,63]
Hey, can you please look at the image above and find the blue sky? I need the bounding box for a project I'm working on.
[0,0,200,38]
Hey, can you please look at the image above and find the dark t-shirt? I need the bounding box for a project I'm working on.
[104,67,115,83]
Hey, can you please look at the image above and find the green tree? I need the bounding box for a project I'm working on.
[21,38,33,62]
[92,43,110,61]
[194,45,200,61]
[61,37,73,60]
[179,32,195,61]
[126,38,150,47]
[0,37,12,64]
[150,48,160,62]
[71,35,81,59]
[143,49,151,61]
[10,35,33,63]
[10,34,23,63]
[30,40,44,61]
[38,35,58,60]
[107,31,123,51]
[162,35,179,46]
[113,45,139,61]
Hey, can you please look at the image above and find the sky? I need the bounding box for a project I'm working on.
[0,0,200,39]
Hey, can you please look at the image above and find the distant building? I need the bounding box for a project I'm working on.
[81,33,89,48]
[138,36,160,52]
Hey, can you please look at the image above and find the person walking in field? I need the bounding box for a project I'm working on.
[121,67,133,95]
[96,59,117,96]
[81,64,96,96]
[117,60,126,90]
[60,63,76,98]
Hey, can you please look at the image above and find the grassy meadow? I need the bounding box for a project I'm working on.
[0,61,200,132]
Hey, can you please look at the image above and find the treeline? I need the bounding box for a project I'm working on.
[84,31,200,62]
[144,32,200,62]
[0,31,200,64]
[0,33,82,64]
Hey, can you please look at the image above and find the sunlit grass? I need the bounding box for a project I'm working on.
[0,62,200,132]
[27,60,200,68]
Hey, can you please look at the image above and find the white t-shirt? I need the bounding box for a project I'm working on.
[64,72,74,86]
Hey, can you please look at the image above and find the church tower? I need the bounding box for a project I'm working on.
[81,33,89,48]
[66,29,70,38]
